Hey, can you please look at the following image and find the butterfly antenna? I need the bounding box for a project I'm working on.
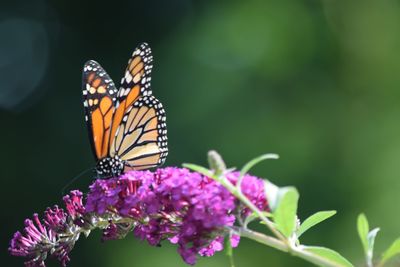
[61,167,95,196]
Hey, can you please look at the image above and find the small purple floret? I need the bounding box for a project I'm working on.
[9,209,71,267]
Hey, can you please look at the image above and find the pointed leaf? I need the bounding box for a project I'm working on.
[303,246,354,267]
[273,186,299,237]
[297,211,337,237]
[207,150,226,176]
[366,227,379,265]
[357,213,369,255]
[380,237,400,265]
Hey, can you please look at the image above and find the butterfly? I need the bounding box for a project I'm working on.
[82,43,168,178]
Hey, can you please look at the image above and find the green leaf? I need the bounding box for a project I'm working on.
[356,214,379,266]
[366,227,380,264]
[303,246,354,267]
[297,211,337,238]
[380,237,400,265]
[207,150,226,176]
[273,186,299,237]
[264,180,280,211]
[182,163,214,178]
[357,213,369,255]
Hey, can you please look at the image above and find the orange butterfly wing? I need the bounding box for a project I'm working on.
[109,43,168,169]
[83,43,168,171]
[110,95,168,170]
[109,43,153,145]
[82,60,118,160]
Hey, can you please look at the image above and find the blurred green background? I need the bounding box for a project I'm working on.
[2,0,400,266]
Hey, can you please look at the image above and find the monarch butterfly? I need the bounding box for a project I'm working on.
[82,43,168,178]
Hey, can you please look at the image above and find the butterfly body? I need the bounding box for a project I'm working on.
[96,156,124,178]
[82,43,168,178]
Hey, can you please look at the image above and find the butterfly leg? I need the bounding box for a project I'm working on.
[124,161,134,169]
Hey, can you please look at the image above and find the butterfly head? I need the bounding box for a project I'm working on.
[96,156,125,178]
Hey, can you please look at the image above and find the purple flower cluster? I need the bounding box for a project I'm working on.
[8,191,85,267]
[9,167,269,266]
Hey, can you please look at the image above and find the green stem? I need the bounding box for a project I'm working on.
[237,227,349,267]
[95,217,135,228]
[234,227,288,252]
[217,175,287,242]
[184,160,352,267]
[228,253,235,267]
